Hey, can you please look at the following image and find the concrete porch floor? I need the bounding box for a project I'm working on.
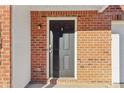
[26,83,124,88]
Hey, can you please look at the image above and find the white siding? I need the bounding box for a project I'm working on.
[12,6,31,88]
[112,21,124,83]
[112,34,120,83]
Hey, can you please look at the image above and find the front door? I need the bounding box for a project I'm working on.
[49,20,75,78]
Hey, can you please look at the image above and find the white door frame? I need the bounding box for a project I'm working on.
[46,17,77,79]
[112,34,120,84]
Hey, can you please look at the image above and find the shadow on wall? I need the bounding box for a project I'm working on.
[119,34,124,84]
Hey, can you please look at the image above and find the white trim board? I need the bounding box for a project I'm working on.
[47,17,77,79]
[112,34,120,83]
[28,5,105,11]
[112,21,124,24]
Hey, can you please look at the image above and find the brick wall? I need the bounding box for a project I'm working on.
[0,5,123,88]
[0,6,11,88]
[31,5,124,85]
[31,14,47,83]
[77,31,111,84]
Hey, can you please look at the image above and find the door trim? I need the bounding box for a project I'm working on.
[47,17,77,79]
[112,34,120,84]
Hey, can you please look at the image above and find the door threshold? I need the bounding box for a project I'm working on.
[49,77,76,80]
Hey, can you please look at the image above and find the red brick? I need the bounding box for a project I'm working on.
[0,6,11,88]
[30,5,124,85]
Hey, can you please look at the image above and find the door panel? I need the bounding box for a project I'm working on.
[64,56,69,70]
[60,33,74,77]
[63,34,70,49]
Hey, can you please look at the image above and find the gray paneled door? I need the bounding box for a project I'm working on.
[59,33,74,77]
[49,20,75,77]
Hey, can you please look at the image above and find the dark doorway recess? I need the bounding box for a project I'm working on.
[49,20,75,78]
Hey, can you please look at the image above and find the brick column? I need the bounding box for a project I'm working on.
[31,12,47,83]
[0,6,11,88]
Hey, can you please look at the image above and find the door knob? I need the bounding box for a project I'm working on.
[49,49,53,53]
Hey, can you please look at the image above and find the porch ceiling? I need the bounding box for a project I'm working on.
[13,5,106,11]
